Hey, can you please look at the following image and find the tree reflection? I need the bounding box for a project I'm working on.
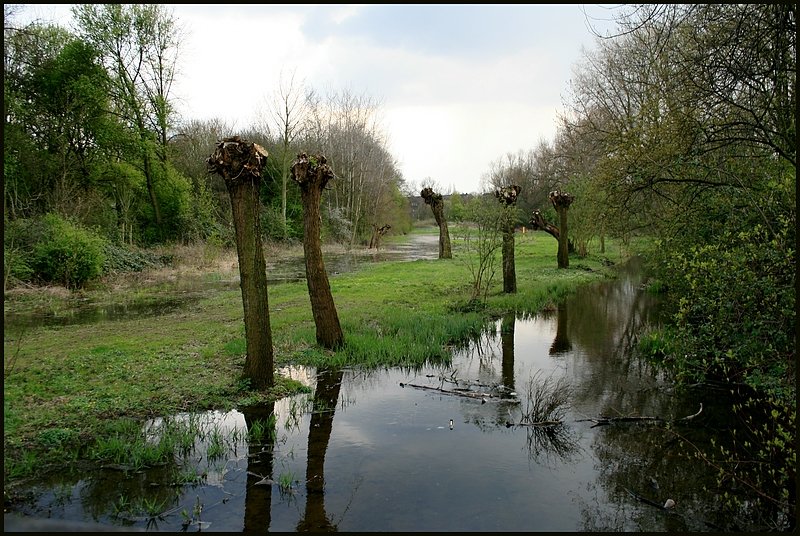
[500,313,515,392]
[241,402,277,533]
[296,367,343,532]
[549,302,572,354]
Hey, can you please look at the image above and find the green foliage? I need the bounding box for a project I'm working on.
[31,213,108,288]
[101,243,166,275]
[138,164,193,244]
[4,228,36,285]
[260,205,286,241]
[660,221,795,400]
[445,192,467,222]
[177,178,221,244]
[458,196,503,302]
[700,395,797,523]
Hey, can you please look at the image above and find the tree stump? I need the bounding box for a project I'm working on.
[206,136,274,390]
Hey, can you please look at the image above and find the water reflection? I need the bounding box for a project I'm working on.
[297,368,343,532]
[7,257,785,531]
[241,402,276,532]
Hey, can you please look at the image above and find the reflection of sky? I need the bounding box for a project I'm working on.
[21,262,720,531]
[136,267,673,530]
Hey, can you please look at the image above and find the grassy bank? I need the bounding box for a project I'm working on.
[3,230,625,488]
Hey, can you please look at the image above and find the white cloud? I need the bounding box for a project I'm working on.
[13,3,619,194]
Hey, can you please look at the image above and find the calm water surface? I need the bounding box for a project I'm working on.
[4,240,779,532]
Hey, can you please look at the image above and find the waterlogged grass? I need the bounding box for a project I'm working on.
[3,230,625,489]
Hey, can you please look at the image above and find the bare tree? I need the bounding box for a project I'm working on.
[291,152,344,350]
[260,69,308,237]
[207,137,274,389]
[304,88,398,245]
[460,195,502,302]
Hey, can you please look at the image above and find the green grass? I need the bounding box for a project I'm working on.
[3,229,627,489]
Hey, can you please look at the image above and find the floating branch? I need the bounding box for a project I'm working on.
[506,420,562,428]
[400,382,497,403]
[578,404,703,428]
[625,488,677,512]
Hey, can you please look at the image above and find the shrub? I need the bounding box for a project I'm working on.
[101,242,165,275]
[662,221,795,401]
[32,213,107,288]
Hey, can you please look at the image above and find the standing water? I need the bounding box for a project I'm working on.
[5,255,780,532]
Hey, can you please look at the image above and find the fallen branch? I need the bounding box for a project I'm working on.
[577,404,703,428]
[506,420,562,428]
[625,488,676,512]
[400,382,495,402]
[678,403,703,421]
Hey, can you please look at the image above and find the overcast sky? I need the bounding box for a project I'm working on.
[15,4,619,194]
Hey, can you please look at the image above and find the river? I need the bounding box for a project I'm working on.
[3,241,787,532]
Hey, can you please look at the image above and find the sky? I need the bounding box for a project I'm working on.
[14,4,620,194]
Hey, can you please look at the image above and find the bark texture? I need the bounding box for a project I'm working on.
[529,209,561,240]
[495,184,521,293]
[549,190,574,269]
[291,153,344,350]
[207,136,274,389]
[420,187,452,259]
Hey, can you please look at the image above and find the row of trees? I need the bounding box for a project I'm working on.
[475,4,795,401]
[5,4,794,403]
[4,4,794,522]
[3,4,413,273]
[522,4,794,522]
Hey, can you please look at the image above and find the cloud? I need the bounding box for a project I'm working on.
[15,3,619,194]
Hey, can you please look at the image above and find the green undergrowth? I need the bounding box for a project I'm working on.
[3,231,624,488]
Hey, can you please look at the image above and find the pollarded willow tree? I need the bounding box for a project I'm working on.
[207,136,274,390]
[494,184,521,293]
[550,190,574,269]
[291,152,344,350]
[420,186,452,259]
[529,190,575,269]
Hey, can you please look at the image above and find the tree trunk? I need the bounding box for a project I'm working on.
[207,137,274,390]
[495,185,521,293]
[550,190,574,269]
[368,224,391,249]
[529,209,577,254]
[502,228,516,292]
[529,210,560,240]
[291,153,344,350]
[420,187,452,259]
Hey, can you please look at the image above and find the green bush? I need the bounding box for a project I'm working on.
[4,246,34,284]
[32,213,107,288]
[101,242,165,274]
[663,221,795,401]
